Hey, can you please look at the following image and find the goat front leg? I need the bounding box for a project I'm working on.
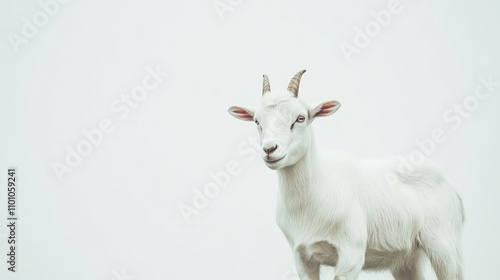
[332,243,365,280]
[294,246,320,280]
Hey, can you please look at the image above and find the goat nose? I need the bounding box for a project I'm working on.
[263,145,278,155]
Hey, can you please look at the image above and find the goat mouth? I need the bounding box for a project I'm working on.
[265,155,285,164]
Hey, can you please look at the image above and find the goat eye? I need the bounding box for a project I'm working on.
[297,115,305,123]
[255,120,259,125]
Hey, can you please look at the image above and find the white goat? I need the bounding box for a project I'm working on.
[228,70,465,280]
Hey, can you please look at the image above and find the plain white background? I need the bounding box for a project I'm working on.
[1,0,499,279]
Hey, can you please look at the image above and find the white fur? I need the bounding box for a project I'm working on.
[229,87,464,280]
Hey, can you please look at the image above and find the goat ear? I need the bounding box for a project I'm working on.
[228,106,255,121]
[310,100,340,119]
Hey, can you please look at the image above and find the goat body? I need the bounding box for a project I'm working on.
[276,136,464,280]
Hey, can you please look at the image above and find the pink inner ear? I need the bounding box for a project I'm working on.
[314,102,337,117]
[316,109,332,116]
[321,102,337,109]
[232,108,248,114]
[231,108,253,120]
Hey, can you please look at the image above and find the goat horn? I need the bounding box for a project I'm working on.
[262,74,271,95]
[287,69,306,97]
